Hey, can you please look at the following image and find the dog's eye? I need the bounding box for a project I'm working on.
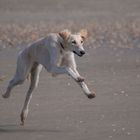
[72,40,76,44]
[81,40,83,44]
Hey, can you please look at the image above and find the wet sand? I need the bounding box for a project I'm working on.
[0,45,140,140]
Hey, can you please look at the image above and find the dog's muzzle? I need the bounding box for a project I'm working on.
[73,50,85,57]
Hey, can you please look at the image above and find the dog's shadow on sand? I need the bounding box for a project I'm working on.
[0,124,63,133]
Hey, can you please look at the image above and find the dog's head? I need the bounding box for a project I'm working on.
[59,29,88,57]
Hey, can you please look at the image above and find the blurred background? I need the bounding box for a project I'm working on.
[0,0,140,47]
[0,0,140,23]
[0,0,140,49]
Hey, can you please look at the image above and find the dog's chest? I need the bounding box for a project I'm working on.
[55,49,63,66]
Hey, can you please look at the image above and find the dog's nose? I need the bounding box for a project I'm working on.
[80,50,85,55]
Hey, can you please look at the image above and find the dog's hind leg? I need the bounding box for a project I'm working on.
[2,55,31,98]
[2,77,25,98]
[20,63,42,125]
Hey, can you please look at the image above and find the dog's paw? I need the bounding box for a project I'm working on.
[20,112,25,126]
[2,93,10,99]
[20,121,25,126]
[87,92,96,99]
[76,76,85,82]
[52,73,58,77]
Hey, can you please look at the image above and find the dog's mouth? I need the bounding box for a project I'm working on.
[73,51,84,57]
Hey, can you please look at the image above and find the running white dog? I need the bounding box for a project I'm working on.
[2,29,96,125]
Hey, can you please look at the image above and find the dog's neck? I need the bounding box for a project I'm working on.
[58,41,65,55]
[60,42,65,50]
[58,33,66,51]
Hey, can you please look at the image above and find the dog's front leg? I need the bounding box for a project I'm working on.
[73,69,96,99]
[78,81,96,99]
[49,65,83,82]
[50,65,95,98]
[46,48,85,81]
[58,53,95,98]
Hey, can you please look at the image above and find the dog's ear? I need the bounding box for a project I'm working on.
[79,29,88,40]
[59,29,71,40]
